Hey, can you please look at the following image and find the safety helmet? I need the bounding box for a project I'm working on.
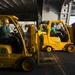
[3,19,9,24]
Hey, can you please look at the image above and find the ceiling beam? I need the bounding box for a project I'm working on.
[0,2,11,12]
[12,0,19,7]
[21,0,26,5]
[0,6,5,10]
[3,0,16,11]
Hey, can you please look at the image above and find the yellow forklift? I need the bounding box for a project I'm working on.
[0,15,40,72]
[40,20,75,52]
[67,23,75,47]
[67,25,73,42]
[0,15,74,72]
[38,23,47,36]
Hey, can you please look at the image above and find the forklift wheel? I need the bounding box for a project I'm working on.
[46,46,52,52]
[67,45,75,52]
[20,58,35,72]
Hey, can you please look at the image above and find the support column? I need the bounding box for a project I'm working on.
[60,0,73,25]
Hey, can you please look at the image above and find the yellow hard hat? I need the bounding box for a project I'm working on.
[3,19,9,23]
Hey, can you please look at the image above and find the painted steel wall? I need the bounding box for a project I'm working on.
[42,0,73,24]
[42,3,60,21]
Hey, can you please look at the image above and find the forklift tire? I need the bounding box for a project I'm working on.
[46,46,52,52]
[67,44,75,52]
[20,57,35,72]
